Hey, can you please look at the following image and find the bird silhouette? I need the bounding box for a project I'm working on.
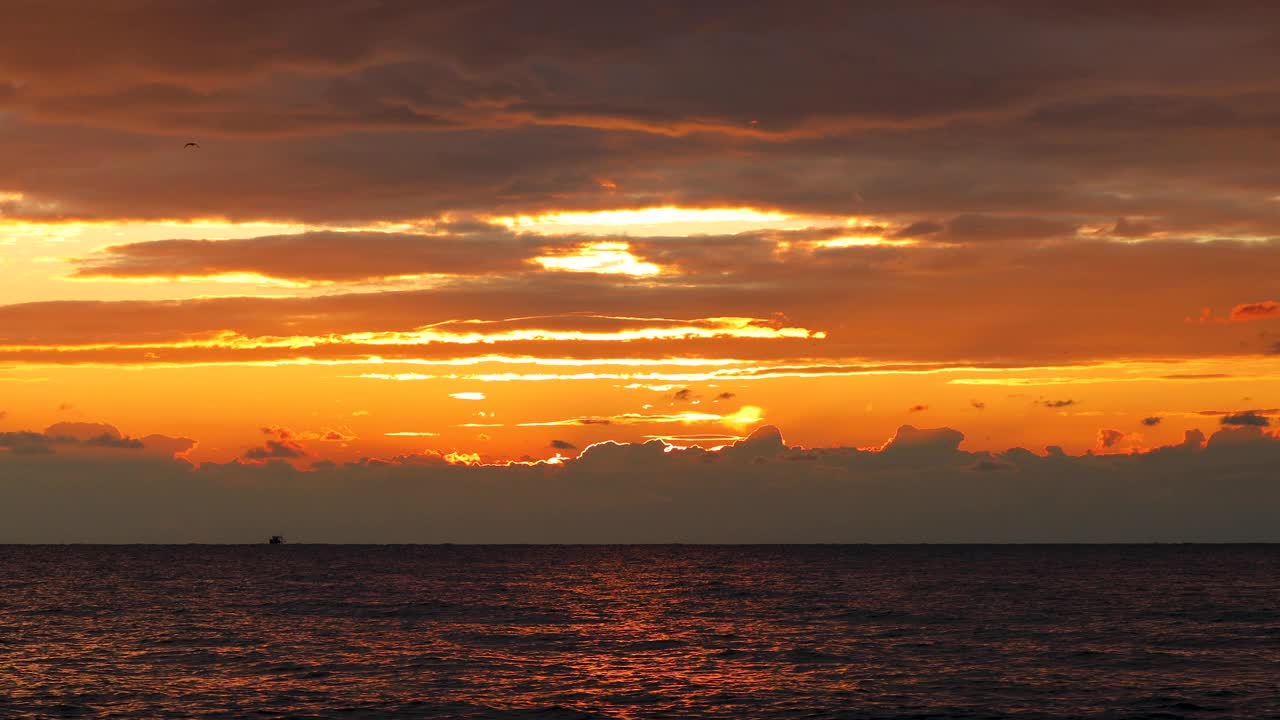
[184,142,200,149]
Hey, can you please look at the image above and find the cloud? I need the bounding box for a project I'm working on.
[45,422,123,441]
[1037,399,1076,408]
[549,439,577,450]
[244,439,307,460]
[1110,217,1159,238]
[0,0,1279,271]
[713,392,736,401]
[879,425,964,457]
[672,388,694,402]
[0,422,190,457]
[14,237,1280,369]
[1142,416,1162,426]
[1229,301,1280,322]
[72,228,543,283]
[890,220,943,239]
[907,404,928,413]
[936,214,1077,244]
[1097,429,1126,449]
[1221,411,1271,427]
[970,400,985,410]
[6,420,1280,542]
[83,434,145,449]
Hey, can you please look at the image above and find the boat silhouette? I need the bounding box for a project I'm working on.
[268,535,285,545]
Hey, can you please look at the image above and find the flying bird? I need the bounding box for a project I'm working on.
[184,142,200,149]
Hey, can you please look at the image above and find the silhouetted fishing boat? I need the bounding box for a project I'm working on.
[268,535,285,545]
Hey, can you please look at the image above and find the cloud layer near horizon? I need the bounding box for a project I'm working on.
[2,423,1278,543]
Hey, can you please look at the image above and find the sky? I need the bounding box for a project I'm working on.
[2,1,1279,541]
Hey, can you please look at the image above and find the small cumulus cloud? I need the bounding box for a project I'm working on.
[1096,429,1126,449]
[970,400,986,410]
[550,439,577,450]
[714,392,736,401]
[907,404,928,413]
[672,388,694,402]
[1142,416,1162,426]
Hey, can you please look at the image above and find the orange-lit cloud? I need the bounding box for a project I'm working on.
[1230,301,1280,322]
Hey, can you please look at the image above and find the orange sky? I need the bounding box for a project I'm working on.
[2,4,1280,542]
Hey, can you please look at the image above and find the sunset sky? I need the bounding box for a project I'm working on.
[3,2,1279,541]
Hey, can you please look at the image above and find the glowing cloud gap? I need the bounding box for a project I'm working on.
[533,241,661,276]
[495,207,791,228]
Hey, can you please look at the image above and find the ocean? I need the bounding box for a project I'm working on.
[1,545,1277,719]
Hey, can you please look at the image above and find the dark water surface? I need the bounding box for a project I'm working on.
[1,545,1278,719]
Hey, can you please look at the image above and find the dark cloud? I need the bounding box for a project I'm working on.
[1097,429,1126,449]
[1142,416,1162,426]
[73,228,542,282]
[1111,217,1158,238]
[907,404,928,413]
[672,388,694,402]
[970,400,986,410]
[549,439,577,450]
[6,421,1280,542]
[891,221,944,239]
[47,422,127,442]
[880,425,964,459]
[0,422,189,457]
[83,434,144,449]
[0,431,72,453]
[1038,399,1076,409]
[936,215,1078,244]
[1221,411,1271,427]
[0,2,1277,237]
[714,392,736,401]
[244,439,307,460]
